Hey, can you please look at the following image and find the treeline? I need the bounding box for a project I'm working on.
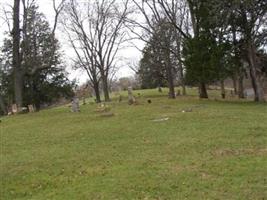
[134,0,266,101]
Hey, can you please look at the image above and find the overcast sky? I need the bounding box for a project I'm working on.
[0,0,144,84]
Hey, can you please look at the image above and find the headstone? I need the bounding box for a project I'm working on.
[244,88,254,98]
[100,112,114,117]
[158,87,162,93]
[128,87,136,105]
[12,104,18,114]
[82,97,86,105]
[28,105,35,113]
[71,97,80,112]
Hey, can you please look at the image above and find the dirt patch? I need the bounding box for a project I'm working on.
[99,112,115,117]
[95,106,111,113]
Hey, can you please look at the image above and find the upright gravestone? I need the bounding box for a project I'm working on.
[28,105,35,113]
[71,97,80,112]
[244,88,254,99]
[12,104,18,114]
[128,87,136,105]
[82,97,86,105]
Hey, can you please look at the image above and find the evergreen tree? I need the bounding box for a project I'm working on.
[138,19,178,95]
[0,3,73,113]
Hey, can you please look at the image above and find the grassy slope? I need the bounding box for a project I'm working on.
[1,88,267,200]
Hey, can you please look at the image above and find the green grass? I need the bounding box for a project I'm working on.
[1,88,267,199]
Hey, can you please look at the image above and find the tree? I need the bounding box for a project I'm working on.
[63,0,130,102]
[3,0,66,109]
[138,42,167,89]
[0,60,10,115]
[0,2,74,111]
[129,0,189,98]
[236,0,267,102]
[12,0,23,109]
[183,35,217,97]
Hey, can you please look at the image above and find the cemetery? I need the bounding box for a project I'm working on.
[1,88,267,199]
[0,0,266,199]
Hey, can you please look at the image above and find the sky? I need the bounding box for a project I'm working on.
[0,0,144,84]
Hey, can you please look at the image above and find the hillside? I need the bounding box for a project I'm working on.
[1,89,267,199]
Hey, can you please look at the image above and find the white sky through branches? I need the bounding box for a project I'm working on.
[0,0,144,84]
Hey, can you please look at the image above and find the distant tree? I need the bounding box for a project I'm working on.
[63,0,130,102]
[138,37,167,89]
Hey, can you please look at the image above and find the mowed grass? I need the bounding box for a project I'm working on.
[1,88,267,200]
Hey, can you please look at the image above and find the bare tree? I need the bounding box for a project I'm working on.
[63,0,130,102]
[52,0,66,36]
[62,19,102,102]
[128,0,189,98]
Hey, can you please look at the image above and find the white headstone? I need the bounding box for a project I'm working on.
[244,88,254,98]
[71,97,80,112]
[28,105,35,113]
[12,104,18,114]
[128,87,135,105]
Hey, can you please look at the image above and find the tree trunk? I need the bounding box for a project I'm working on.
[182,84,186,96]
[179,65,186,96]
[176,33,186,96]
[232,76,238,95]
[166,62,175,99]
[13,0,23,110]
[102,75,110,102]
[0,95,7,115]
[93,81,101,103]
[247,42,265,102]
[238,75,245,99]
[187,0,198,37]
[199,82,208,98]
[220,80,225,99]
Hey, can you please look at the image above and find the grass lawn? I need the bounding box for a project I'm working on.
[1,88,267,199]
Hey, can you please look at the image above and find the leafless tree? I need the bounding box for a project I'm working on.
[62,18,102,102]
[127,0,190,98]
[52,0,66,36]
[63,0,130,102]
